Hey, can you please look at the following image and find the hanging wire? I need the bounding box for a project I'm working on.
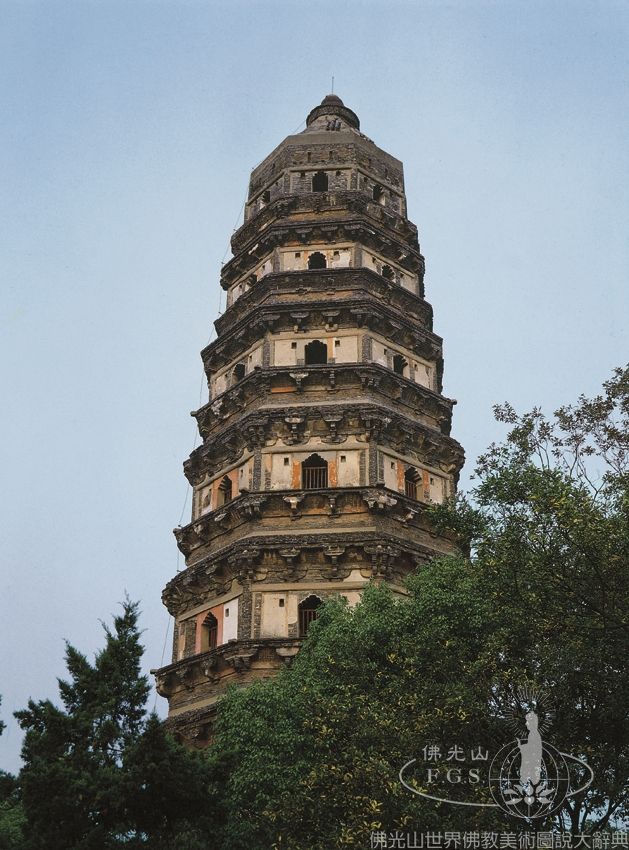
[153,614,172,711]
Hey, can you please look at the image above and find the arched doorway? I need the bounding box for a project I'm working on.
[312,171,328,192]
[202,611,218,651]
[304,339,327,365]
[373,184,385,204]
[308,251,327,270]
[216,475,233,507]
[392,354,408,376]
[302,453,328,489]
[298,595,323,636]
[404,467,420,500]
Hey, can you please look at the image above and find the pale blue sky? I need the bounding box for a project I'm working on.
[1,0,627,772]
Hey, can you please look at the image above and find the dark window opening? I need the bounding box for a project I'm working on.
[373,184,385,204]
[305,339,328,365]
[232,362,246,383]
[381,264,395,281]
[248,273,257,286]
[217,475,233,507]
[404,467,420,500]
[308,251,327,270]
[203,612,218,650]
[302,453,328,489]
[312,171,328,192]
[299,595,323,636]
[262,190,270,204]
[393,354,408,376]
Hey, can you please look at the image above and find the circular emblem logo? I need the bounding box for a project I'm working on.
[489,740,570,818]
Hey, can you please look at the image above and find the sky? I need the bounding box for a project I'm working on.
[1,0,627,773]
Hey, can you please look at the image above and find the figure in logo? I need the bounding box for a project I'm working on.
[517,710,542,794]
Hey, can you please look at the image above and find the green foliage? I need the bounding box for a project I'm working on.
[431,364,629,832]
[14,600,214,849]
[207,366,629,846]
[0,698,24,850]
[210,569,513,849]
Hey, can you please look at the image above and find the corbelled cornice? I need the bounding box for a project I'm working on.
[230,191,419,257]
[191,363,456,456]
[186,400,462,481]
[210,268,434,344]
[163,524,454,617]
[204,288,440,376]
[173,486,460,564]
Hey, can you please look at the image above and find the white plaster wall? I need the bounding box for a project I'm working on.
[280,245,352,272]
[336,451,360,486]
[428,474,445,503]
[222,598,239,642]
[328,248,351,268]
[274,338,298,366]
[383,455,398,491]
[213,372,228,397]
[273,335,357,366]
[247,346,263,370]
[228,256,273,306]
[270,453,294,490]
[362,247,417,293]
[372,339,388,368]
[197,484,213,517]
[332,336,357,362]
[238,458,253,491]
[260,592,289,637]
[210,343,263,397]
[370,336,434,389]
[412,360,433,390]
[399,273,417,294]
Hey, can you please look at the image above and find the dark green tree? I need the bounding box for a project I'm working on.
[15,600,214,849]
[0,697,25,850]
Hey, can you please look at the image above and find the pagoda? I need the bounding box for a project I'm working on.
[154,95,464,746]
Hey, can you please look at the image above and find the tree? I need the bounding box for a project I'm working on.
[430,363,629,833]
[15,600,214,849]
[209,565,518,850]
[0,697,25,850]
[207,366,629,847]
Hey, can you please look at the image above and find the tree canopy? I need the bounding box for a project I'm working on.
[14,600,214,850]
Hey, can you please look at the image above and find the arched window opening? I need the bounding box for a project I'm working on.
[248,273,257,286]
[308,251,327,270]
[203,612,218,650]
[232,362,246,384]
[262,190,271,204]
[298,595,323,636]
[373,184,385,204]
[216,475,233,507]
[302,454,328,490]
[393,354,408,376]
[312,171,328,192]
[381,264,395,281]
[404,467,420,500]
[304,339,328,366]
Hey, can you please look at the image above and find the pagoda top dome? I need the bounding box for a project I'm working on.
[305,93,360,132]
